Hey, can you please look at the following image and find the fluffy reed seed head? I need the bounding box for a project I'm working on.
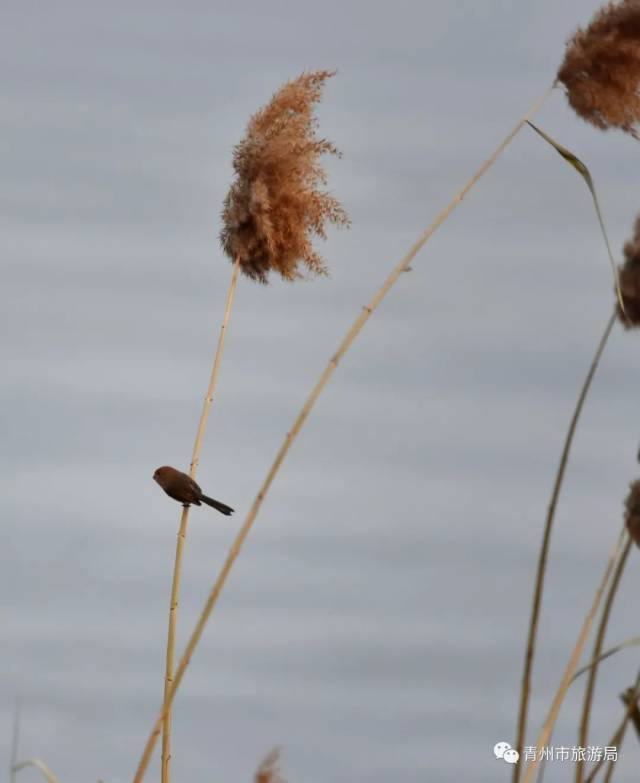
[616,215,640,326]
[255,748,285,783]
[624,479,640,545]
[220,70,349,283]
[557,0,640,138]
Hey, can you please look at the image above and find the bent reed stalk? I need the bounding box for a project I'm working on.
[161,255,241,783]
[513,310,616,783]
[583,670,640,783]
[132,84,554,783]
[575,535,632,783]
[11,761,59,783]
[522,527,629,783]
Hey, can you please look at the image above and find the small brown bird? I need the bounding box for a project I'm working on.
[153,466,234,516]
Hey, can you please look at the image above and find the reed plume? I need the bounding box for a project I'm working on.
[624,478,640,543]
[557,0,640,138]
[617,216,640,326]
[221,70,349,283]
[620,685,640,739]
[255,748,285,783]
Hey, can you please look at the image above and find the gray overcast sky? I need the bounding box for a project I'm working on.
[3,2,640,782]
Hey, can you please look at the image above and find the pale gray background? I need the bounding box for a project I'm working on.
[3,1,640,781]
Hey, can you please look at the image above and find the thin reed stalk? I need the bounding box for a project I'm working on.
[161,255,241,783]
[576,536,632,783]
[10,698,20,783]
[522,528,629,783]
[11,761,59,783]
[584,670,640,783]
[571,636,640,683]
[513,310,616,782]
[132,84,554,783]
[603,757,617,782]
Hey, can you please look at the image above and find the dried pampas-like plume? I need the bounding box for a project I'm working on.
[624,479,640,545]
[557,0,640,138]
[255,748,286,783]
[221,70,349,283]
[617,215,640,326]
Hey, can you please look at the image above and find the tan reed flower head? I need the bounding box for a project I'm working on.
[557,0,640,138]
[255,748,285,783]
[220,70,349,283]
[624,478,640,545]
[616,214,640,326]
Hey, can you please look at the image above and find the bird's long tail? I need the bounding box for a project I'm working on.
[201,494,234,516]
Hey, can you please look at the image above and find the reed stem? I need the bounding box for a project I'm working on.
[161,255,241,783]
[575,537,632,783]
[11,761,59,783]
[513,310,616,782]
[10,698,20,783]
[584,670,640,783]
[133,85,554,783]
[522,529,628,783]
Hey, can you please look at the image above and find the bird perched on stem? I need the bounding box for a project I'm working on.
[153,466,234,516]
